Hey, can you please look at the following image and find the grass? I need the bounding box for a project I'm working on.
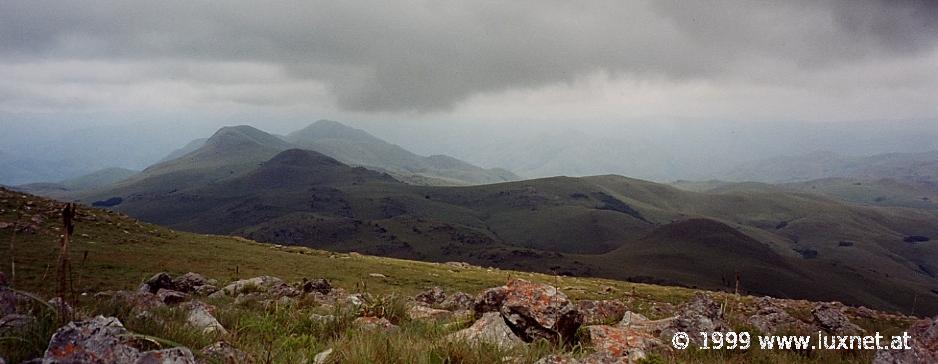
[0,189,918,363]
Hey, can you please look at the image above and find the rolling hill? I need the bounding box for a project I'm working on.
[77,145,938,315]
[12,167,139,200]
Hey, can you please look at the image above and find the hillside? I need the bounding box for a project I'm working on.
[286,120,519,185]
[724,150,938,184]
[76,148,938,315]
[13,167,139,200]
[0,188,923,364]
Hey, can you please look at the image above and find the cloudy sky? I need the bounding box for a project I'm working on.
[2,0,937,127]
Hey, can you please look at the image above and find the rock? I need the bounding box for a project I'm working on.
[42,315,196,364]
[812,302,864,335]
[310,314,336,323]
[353,316,398,331]
[0,314,36,332]
[156,289,188,305]
[140,272,173,294]
[220,276,285,296]
[200,341,254,364]
[313,348,333,364]
[346,294,365,307]
[97,290,165,318]
[498,279,583,343]
[748,297,812,334]
[586,325,664,363]
[302,278,332,295]
[183,301,227,335]
[448,312,524,349]
[616,311,674,336]
[0,284,16,316]
[445,261,472,269]
[660,294,727,346]
[170,273,211,293]
[577,300,627,325]
[408,305,452,321]
[873,316,938,364]
[368,273,387,278]
[193,285,218,296]
[473,286,508,317]
[415,287,447,306]
[441,292,474,311]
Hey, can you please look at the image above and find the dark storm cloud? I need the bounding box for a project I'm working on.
[1,0,937,112]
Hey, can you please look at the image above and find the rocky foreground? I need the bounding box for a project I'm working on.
[1,270,936,363]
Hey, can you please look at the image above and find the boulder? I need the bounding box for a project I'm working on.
[473,286,508,317]
[415,287,447,306]
[498,279,583,343]
[200,341,254,364]
[812,302,864,335]
[873,316,938,364]
[302,278,332,295]
[748,297,813,334]
[408,305,453,321]
[586,325,664,363]
[220,276,284,296]
[616,311,673,335]
[577,300,627,325]
[41,315,196,364]
[441,292,474,311]
[660,294,727,346]
[182,301,227,335]
[448,312,524,349]
[170,273,212,293]
[313,348,333,364]
[193,285,219,296]
[156,289,188,305]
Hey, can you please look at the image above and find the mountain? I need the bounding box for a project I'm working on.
[81,148,938,314]
[724,150,938,184]
[285,120,518,185]
[13,167,139,200]
[157,137,209,163]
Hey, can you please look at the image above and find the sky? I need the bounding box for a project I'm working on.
[1,1,938,183]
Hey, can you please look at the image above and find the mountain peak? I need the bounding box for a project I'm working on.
[205,125,291,150]
[288,120,382,144]
[266,148,344,168]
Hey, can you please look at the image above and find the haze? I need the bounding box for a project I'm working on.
[2,0,938,184]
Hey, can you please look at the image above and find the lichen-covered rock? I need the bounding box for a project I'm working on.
[873,316,938,364]
[353,316,398,331]
[182,301,227,335]
[577,300,627,325]
[193,285,218,296]
[156,289,188,305]
[415,287,447,306]
[441,292,474,311]
[748,297,813,334]
[200,341,254,364]
[586,325,664,363]
[448,312,523,349]
[812,302,864,335]
[302,278,332,295]
[139,272,173,294]
[660,293,727,346]
[41,315,196,364]
[408,305,452,321]
[498,279,583,343]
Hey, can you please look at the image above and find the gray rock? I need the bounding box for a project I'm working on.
[302,278,332,295]
[873,316,938,364]
[441,292,474,311]
[812,302,864,335]
[313,348,333,364]
[193,284,218,296]
[448,312,523,349]
[41,315,196,364]
[170,273,210,293]
[472,286,508,317]
[141,272,173,294]
[220,276,284,296]
[156,289,188,305]
[748,297,812,334]
[498,279,583,343]
[660,293,728,347]
[200,341,254,363]
[415,287,447,306]
[182,301,227,335]
[134,347,196,364]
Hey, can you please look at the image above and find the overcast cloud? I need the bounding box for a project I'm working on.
[1,0,937,120]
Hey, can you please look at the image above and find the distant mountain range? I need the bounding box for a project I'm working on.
[61,131,938,314]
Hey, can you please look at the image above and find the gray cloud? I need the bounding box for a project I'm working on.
[1,0,937,112]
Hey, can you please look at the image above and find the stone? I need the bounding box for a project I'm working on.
[170,273,210,293]
[577,300,627,325]
[408,305,453,321]
[313,348,333,364]
[748,297,812,334]
[156,289,188,305]
[303,278,332,295]
[415,287,447,306]
[660,293,727,347]
[200,341,254,364]
[0,284,16,316]
[183,301,227,335]
[812,302,864,335]
[448,312,524,349]
[140,272,173,294]
[498,279,583,343]
[193,284,218,296]
[441,292,474,311]
[616,311,674,335]
[873,316,938,364]
[353,316,398,331]
[586,325,664,363]
[368,273,387,278]
[473,286,508,317]
[220,276,285,296]
[97,290,165,318]
[41,315,196,364]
